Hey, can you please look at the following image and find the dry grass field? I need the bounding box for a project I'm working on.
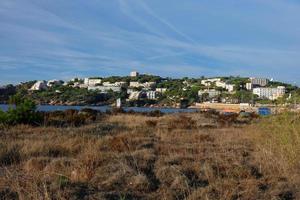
[0,112,299,200]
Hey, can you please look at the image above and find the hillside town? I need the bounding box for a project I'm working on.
[0,71,299,110]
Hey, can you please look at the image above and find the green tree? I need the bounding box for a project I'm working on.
[232,90,255,103]
[4,94,42,125]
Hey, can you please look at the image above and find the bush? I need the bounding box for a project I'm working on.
[110,107,125,115]
[0,144,21,166]
[43,109,100,127]
[167,115,196,129]
[146,110,164,117]
[0,95,43,126]
[0,110,8,124]
[146,120,158,127]
[80,108,99,121]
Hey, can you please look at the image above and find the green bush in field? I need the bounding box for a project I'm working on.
[0,94,42,125]
[0,110,7,124]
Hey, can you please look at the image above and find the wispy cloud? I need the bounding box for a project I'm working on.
[1,0,300,85]
[133,0,196,44]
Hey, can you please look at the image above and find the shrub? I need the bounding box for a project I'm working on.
[56,175,70,188]
[146,120,158,127]
[0,189,18,200]
[110,107,125,115]
[167,115,196,129]
[0,145,21,166]
[146,110,164,117]
[79,108,99,121]
[64,109,86,127]
[44,109,90,127]
[0,110,8,124]
[0,95,43,125]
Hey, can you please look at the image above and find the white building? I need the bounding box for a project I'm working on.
[246,82,253,90]
[102,82,126,87]
[225,84,235,92]
[116,98,122,108]
[253,86,286,100]
[129,91,142,100]
[146,91,159,100]
[156,88,167,94]
[71,78,83,82]
[246,78,269,91]
[114,82,127,87]
[216,81,226,88]
[47,80,63,87]
[84,78,102,86]
[201,78,222,87]
[129,82,156,88]
[127,88,135,94]
[143,82,156,88]
[130,71,139,77]
[129,82,141,88]
[30,81,48,91]
[198,89,221,98]
[88,86,121,93]
[215,80,235,92]
[70,82,88,88]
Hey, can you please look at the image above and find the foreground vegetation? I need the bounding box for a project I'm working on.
[0,110,299,200]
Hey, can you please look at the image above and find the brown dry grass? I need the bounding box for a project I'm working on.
[0,113,299,200]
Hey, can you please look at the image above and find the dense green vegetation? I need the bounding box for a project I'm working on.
[0,95,42,125]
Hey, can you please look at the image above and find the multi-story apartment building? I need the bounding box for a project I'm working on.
[146,91,159,100]
[250,77,269,87]
[253,86,286,100]
[246,77,269,91]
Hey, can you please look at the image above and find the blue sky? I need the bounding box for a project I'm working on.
[1,0,300,85]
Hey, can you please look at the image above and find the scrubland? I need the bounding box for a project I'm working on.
[0,111,299,200]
